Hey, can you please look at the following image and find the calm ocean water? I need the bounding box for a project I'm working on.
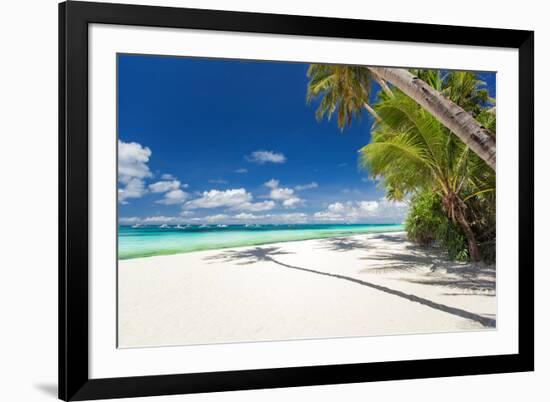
[118,223,404,260]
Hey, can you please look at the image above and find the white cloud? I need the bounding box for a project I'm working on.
[149,178,190,205]
[358,201,379,212]
[264,179,303,208]
[202,212,308,224]
[149,180,181,193]
[273,213,308,223]
[314,201,378,221]
[155,189,189,205]
[236,200,276,212]
[313,199,408,223]
[327,202,346,213]
[234,213,265,220]
[161,173,176,180]
[121,211,312,225]
[118,140,152,203]
[183,188,277,212]
[118,140,152,183]
[119,216,142,224]
[270,187,295,200]
[246,150,286,164]
[143,216,180,224]
[183,188,252,209]
[204,214,230,223]
[295,182,318,191]
[118,178,147,204]
[265,179,280,189]
[234,168,248,174]
[120,215,182,225]
[202,213,272,223]
[282,197,303,208]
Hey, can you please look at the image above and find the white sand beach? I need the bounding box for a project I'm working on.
[118,232,496,348]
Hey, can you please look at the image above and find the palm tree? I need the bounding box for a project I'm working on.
[360,91,495,262]
[307,65,496,170]
[306,65,381,128]
[367,67,496,170]
[441,71,493,117]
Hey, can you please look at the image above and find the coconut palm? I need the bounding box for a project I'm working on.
[368,67,496,170]
[306,64,381,128]
[307,65,496,170]
[360,91,495,261]
[441,71,493,117]
[415,69,496,138]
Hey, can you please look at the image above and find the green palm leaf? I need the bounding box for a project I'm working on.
[306,64,375,130]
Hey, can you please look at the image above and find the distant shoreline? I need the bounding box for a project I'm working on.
[118,223,404,227]
[118,225,405,260]
[120,229,406,260]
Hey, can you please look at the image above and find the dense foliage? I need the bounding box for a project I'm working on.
[306,66,496,263]
[306,64,374,129]
[405,189,495,263]
[405,191,469,262]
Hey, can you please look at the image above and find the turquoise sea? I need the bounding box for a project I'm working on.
[118,223,404,260]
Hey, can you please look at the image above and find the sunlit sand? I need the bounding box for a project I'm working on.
[118,232,496,348]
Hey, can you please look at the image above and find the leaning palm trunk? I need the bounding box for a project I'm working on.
[368,67,496,170]
[453,204,481,262]
[443,193,481,262]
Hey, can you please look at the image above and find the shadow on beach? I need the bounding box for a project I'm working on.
[203,243,496,328]
[357,248,495,295]
[317,235,496,295]
[318,236,371,252]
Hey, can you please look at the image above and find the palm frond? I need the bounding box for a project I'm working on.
[306,64,375,129]
[373,92,448,171]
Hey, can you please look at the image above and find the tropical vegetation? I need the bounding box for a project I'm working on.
[307,65,496,169]
[306,66,496,263]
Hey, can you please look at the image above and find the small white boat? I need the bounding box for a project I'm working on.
[159,224,169,228]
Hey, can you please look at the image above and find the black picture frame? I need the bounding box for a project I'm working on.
[59,1,534,400]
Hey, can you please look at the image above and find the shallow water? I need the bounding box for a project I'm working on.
[118,224,404,259]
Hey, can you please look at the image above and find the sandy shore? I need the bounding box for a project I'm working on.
[118,232,496,348]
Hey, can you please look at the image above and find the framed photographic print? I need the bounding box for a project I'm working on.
[59,1,534,400]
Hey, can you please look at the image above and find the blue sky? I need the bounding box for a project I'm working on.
[118,54,495,225]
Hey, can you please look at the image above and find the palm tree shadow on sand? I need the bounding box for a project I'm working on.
[319,236,496,296]
[319,236,371,252]
[203,246,495,328]
[357,249,496,295]
[404,265,496,295]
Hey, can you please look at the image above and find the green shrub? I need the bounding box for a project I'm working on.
[405,191,469,261]
[438,221,469,262]
[405,191,445,246]
[465,195,496,264]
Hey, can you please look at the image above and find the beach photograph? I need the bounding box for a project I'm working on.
[117,55,497,348]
